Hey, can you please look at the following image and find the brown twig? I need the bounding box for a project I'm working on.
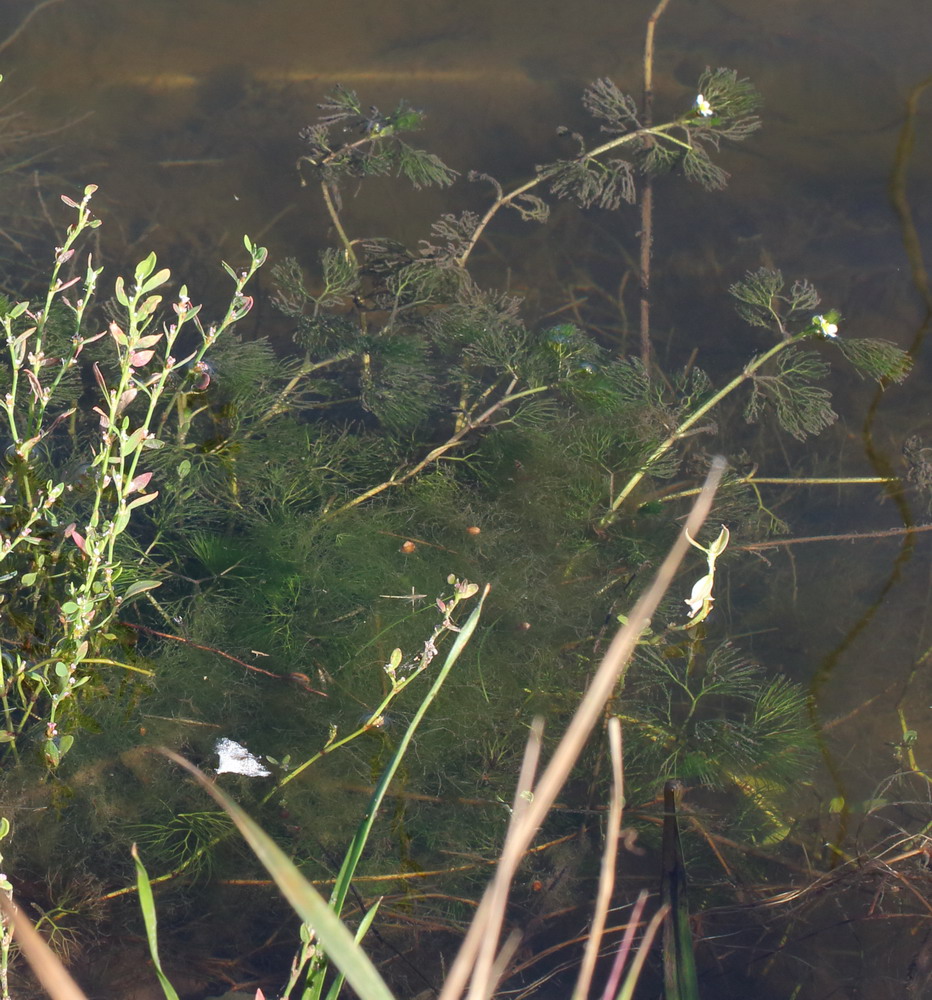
[736,522,932,551]
[120,621,328,696]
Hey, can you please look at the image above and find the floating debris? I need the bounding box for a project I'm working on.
[214,737,271,777]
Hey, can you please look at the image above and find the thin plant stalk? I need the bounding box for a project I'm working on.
[599,891,649,1000]
[319,381,550,522]
[466,717,545,1000]
[573,716,625,1000]
[599,335,805,524]
[455,119,698,271]
[613,904,669,1000]
[304,583,488,1000]
[638,0,674,366]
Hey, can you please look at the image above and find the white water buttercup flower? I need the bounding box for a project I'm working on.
[813,314,838,338]
[683,524,730,625]
[695,94,713,117]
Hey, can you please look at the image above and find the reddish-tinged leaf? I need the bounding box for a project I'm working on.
[115,388,138,415]
[93,361,108,394]
[135,333,163,349]
[129,349,155,367]
[128,471,153,494]
[92,406,110,429]
[108,321,127,346]
[46,408,76,434]
[64,523,87,553]
[60,194,80,208]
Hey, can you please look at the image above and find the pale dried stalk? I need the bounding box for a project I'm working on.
[467,718,545,1000]
[439,456,726,1000]
[572,716,625,1000]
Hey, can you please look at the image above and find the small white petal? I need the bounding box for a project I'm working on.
[686,573,714,617]
[813,314,838,338]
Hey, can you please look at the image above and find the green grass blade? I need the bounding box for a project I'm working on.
[329,585,488,919]
[306,586,488,1000]
[162,751,398,1000]
[321,898,383,1000]
[660,780,700,1000]
[131,844,181,1000]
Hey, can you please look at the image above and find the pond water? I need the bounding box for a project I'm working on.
[2,0,932,997]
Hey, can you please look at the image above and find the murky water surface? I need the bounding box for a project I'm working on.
[3,0,932,995]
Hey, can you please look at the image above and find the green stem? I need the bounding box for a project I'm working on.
[456,118,690,270]
[599,334,802,525]
[657,474,898,505]
[320,182,357,266]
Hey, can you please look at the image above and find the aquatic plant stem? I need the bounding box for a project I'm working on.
[656,473,898,508]
[736,522,932,550]
[454,122,690,271]
[599,334,803,525]
[638,0,673,367]
[320,182,357,266]
[252,350,356,429]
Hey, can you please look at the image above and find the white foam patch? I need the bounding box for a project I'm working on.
[214,737,272,777]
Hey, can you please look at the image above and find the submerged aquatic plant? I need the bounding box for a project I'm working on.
[620,637,815,843]
[0,0,921,994]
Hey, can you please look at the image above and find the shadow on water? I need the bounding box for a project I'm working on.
[1,0,932,996]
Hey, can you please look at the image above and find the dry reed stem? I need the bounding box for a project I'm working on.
[439,456,726,1000]
[572,717,624,1000]
[468,718,545,1000]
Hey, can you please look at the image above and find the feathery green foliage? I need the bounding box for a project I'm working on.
[621,638,814,841]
